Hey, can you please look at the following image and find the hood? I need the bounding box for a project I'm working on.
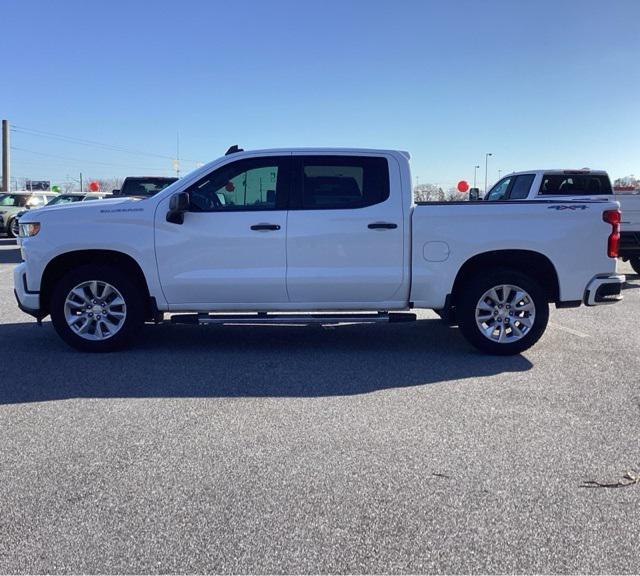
[18,197,143,223]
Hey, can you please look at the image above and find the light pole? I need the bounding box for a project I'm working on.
[473,165,480,188]
[498,169,502,179]
[484,153,493,195]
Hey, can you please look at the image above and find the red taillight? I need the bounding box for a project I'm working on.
[603,209,621,258]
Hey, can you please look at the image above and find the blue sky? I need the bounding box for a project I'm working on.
[2,0,639,189]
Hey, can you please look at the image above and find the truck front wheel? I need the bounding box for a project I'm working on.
[457,268,549,355]
[50,265,144,352]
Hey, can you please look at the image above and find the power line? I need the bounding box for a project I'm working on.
[11,146,175,170]
[11,124,201,165]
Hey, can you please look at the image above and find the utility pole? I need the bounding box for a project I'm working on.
[175,132,180,177]
[79,172,83,193]
[473,165,480,188]
[484,152,493,195]
[1,120,9,192]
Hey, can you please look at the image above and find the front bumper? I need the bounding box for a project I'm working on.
[13,262,42,318]
[584,274,625,306]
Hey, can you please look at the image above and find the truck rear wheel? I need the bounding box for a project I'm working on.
[457,268,549,355]
[50,265,144,352]
[630,257,640,275]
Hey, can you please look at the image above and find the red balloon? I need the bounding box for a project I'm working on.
[88,181,100,192]
[457,180,469,193]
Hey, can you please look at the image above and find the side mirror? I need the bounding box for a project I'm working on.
[112,189,120,195]
[166,192,189,224]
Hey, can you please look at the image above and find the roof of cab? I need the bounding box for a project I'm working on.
[223,147,411,160]
[503,168,609,177]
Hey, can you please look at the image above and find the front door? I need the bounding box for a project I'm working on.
[155,155,292,306]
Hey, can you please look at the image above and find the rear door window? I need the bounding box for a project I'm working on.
[539,174,612,195]
[295,156,390,210]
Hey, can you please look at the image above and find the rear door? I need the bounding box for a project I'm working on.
[286,154,405,304]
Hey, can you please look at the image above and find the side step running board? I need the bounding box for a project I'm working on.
[170,312,416,326]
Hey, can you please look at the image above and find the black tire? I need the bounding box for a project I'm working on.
[7,218,18,238]
[457,268,549,355]
[630,257,640,275]
[50,264,144,352]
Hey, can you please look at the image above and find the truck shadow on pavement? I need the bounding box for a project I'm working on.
[0,319,533,404]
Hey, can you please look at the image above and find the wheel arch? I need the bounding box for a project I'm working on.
[451,250,560,306]
[40,249,154,319]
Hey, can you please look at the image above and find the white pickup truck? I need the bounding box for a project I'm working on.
[484,169,640,273]
[14,147,624,355]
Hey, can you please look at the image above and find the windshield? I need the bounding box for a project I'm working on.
[46,195,83,205]
[121,178,177,197]
[0,194,29,208]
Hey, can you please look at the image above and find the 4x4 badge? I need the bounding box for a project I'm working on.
[548,205,588,210]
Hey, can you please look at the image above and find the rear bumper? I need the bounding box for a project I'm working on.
[13,262,42,318]
[584,274,625,306]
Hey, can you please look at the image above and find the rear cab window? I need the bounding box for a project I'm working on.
[539,173,612,196]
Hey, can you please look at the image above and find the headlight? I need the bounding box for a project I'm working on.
[19,222,41,237]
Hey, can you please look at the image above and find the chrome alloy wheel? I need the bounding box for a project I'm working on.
[475,284,536,344]
[10,218,20,237]
[64,280,127,341]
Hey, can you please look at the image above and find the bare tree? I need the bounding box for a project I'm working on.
[614,175,639,190]
[414,183,445,202]
[445,187,467,201]
[62,180,76,193]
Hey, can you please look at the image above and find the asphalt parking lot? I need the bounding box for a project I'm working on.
[0,237,638,574]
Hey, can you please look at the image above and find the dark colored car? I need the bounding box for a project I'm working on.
[112,177,178,198]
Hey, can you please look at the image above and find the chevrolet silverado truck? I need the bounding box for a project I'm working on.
[14,148,624,354]
[484,169,640,273]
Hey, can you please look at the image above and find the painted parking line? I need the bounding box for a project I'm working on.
[549,321,590,338]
